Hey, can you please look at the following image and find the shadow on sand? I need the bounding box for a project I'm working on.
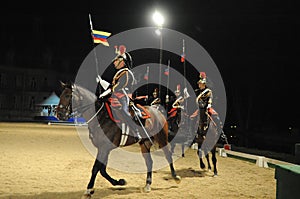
[1,184,182,199]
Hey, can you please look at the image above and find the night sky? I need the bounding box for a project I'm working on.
[0,0,299,132]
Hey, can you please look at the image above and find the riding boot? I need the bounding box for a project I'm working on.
[119,96,142,141]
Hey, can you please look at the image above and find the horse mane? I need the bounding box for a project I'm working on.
[73,84,97,103]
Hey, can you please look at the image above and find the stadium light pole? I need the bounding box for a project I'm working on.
[152,11,164,99]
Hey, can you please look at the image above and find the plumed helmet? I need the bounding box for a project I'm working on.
[198,72,207,84]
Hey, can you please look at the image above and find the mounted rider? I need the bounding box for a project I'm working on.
[148,87,161,107]
[195,72,213,136]
[167,84,185,133]
[96,45,142,140]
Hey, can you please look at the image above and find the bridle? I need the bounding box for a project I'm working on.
[56,91,72,120]
[67,84,104,124]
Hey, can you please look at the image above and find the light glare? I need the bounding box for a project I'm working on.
[152,11,164,26]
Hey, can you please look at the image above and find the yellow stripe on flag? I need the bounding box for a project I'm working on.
[92,30,111,37]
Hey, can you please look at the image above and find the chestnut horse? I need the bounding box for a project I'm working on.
[56,82,181,198]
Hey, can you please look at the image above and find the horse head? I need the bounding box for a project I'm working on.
[56,81,73,120]
[56,81,98,121]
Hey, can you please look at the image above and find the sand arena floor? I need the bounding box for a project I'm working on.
[0,122,276,199]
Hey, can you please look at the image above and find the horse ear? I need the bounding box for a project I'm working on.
[60,81,66,88]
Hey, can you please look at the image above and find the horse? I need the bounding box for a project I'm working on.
[56,82,181,198]
[167,108,195,157]
[191,108,225,176]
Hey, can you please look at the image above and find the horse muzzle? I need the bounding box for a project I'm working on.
[56,109,70,121]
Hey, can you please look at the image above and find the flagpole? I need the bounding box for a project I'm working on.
[88,13,100,77]
[146,66,149,99]
[182,39,189,114]
[166,59,170,97]
[182,39,186,89]
[158,30,163,99]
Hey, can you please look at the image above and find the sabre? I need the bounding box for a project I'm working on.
[122,88,154,145]
[206,112,229,144]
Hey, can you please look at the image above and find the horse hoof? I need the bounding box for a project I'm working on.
[118,179,127,186]
[143,184,151,192]
[82,189,94,199]
[174,175,181,184]
[81,194,92,199]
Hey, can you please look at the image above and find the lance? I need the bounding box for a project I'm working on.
[88,13,100,77]
[166,59,170,103]
[182,39,189,113]
[146,66,149,98]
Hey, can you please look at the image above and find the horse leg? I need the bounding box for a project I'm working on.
[198,148,206,169]
[206,153,212,171]
[161,143,181,184]
[82,158,100,199]
[140,141,153,192]
[83,150,126,198]
[211,147,218,176]
[98,150,126,186]
[170,142,175,154]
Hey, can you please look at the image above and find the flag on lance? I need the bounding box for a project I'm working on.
[144,66,149,80]
[164,67,169,76]
[91,30,111,46]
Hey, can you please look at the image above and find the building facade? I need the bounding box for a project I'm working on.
[0,65,74,121]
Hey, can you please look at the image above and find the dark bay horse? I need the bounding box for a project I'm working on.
[191,109,225,176]
[167,108,195,157]
[56,82,181,198]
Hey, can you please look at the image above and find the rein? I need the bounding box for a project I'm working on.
[86,103,103,124]
[73,102,104,124]
[70,84,105,124]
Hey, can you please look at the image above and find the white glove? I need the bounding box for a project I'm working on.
[96,75,101,83]
[183,88,190,99]
[96,75,110,90]
[99,88,111,98]
[165,94,169,103]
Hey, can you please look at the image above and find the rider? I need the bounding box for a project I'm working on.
[195,72,213,136]
[172,84,185,110]
[147,88,161,107]
[96,45,142,140]
[167,84,185,133]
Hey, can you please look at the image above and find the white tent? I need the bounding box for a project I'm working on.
[37,92,60,106]
[36,92,60,116]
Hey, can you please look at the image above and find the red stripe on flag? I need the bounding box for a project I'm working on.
[93,36,107,42]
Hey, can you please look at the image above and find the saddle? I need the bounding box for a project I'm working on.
[131,103,151,120]
[105,96,151,123]
[168,108,178,118]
